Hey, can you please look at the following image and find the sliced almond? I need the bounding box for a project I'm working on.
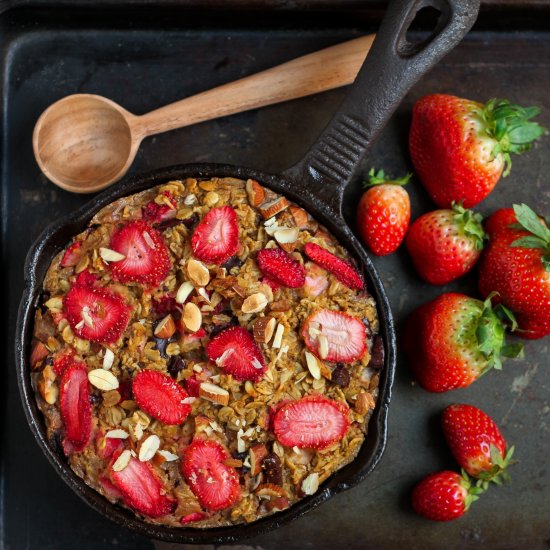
[81,306,94,328]
[249,443,269,476]
[112,449,132,472]
[246,179,266,207]
[106,429,129,439]
[301,472,319,496]
[318,333,329,360]
[241,292,268,314]
[44,296,63,311]
[184,193,197,205]
[176,281,194,304]
[157,449,179,462]
[187,259,210,286]
[154,314,176,339]
[236,428,246,453]
[256,484,287,499]
[183,302,202,332]
[259,196,289,219]
[304,351,321,380]
[142,231,156,249]
[197,287,211,303]
[99,247,126,263]
[355,391,376,415]
[88,369,119,391]
[264,217,277,227]
[274,227,299,245]
[253,316,276,344]
[199,382,230,406]
[103,348,115,370]
[272,323,285,349]
[139,434,161,462]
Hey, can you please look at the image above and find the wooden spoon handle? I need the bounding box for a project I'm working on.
[133,34,375,139]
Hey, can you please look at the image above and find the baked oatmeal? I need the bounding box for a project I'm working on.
[29,176,384,527]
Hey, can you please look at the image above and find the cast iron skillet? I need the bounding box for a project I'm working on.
[17,0,479,543]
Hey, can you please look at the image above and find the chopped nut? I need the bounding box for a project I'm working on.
[255,484,287,499]
[241,292,268,314]
[272,323,285,349]
[99,247,126,263]
[105,429,129,439]
[253,316,276,344]
[223,458,244,468]
[176,281,194,304]
[38,364,58,404]
[139,434,161,462]
[187,259,210,286]
[246,179,266,207]
[88,369,119,391]
[249,443,269,476]
[355,391,376,415]
[199,382,230,406]
[184,193,197,205]
[289,205,309,228]
[30,341,49,369]
[274,227,299,250]
[304,351,321,380]
[112,449,132,472]
[183,302,202,332]
[259,196,289,219]
[103,348,115,370]
[270,299,290,312]
[236,428,246,453]
[301,472,319,495]
[154,314,176,339]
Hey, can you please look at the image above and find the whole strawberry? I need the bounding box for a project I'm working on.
[442,404,514,484]
[403,292,523,392]
[356,168,411,256]
[406,203,487,285]
[410,94,546,207]
[412,470,482,521]
[478,204,550,339]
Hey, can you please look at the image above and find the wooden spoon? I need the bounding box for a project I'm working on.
[33,34,374,194]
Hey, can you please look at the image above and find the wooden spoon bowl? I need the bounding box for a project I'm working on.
[33,94,137,193]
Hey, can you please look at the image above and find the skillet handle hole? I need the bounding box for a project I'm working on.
[397,2,448,58]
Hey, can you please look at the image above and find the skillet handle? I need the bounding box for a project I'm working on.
[281,0,480,215]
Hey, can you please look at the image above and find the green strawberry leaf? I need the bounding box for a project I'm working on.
[513,203,550,243]
[501,343,524,358]
[482,99,546,176]
[363,167,411,188]
[452,202,487,250]
[543,253,550,272]
[511,236,549,249]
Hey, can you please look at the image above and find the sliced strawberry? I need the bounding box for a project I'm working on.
[206,326,267,381]
[96,432,125,460]
[191,206,239,265]
[142,192,177,224]
[111,455,177,517]
[59,364,92,453]
[262,275,281,291]
[132,370,191,425]
[184,376,201,397]
[304,242,364,290]
[273,395,350,449]
[30,341,49,368]
[109,220,171,287]
[256,248,306,288]
[60,241,83,268]
[53,347,76,376]
[302,309,366,363]
[74,269,97,289]
[182,439,240,511]
[64,284,131,344]
[99,475,124,501]
[180,511,208,524]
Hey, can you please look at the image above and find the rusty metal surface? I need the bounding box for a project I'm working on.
[2,6,549,549]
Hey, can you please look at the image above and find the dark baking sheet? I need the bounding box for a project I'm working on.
[2,3,550,549]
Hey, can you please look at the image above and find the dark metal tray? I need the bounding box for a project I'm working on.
[2,3,549,549]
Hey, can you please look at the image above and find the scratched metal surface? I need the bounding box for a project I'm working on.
[2,5,549,549]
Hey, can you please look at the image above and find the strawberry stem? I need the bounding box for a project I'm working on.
[510,203,550,272]
[460,470,486,511]
[480,99,546,177]
[476,294,524,372]
[452,203,487,251]
[364,168,411,188]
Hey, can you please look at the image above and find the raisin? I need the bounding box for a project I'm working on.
[233,451,250,475]
[370,336,384,369]
[154,337,170,359]
[262,453,283,485]
[167,356,186,379]
[331,364,350,388]
[222,256,244,271]
[181,213,199,230]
